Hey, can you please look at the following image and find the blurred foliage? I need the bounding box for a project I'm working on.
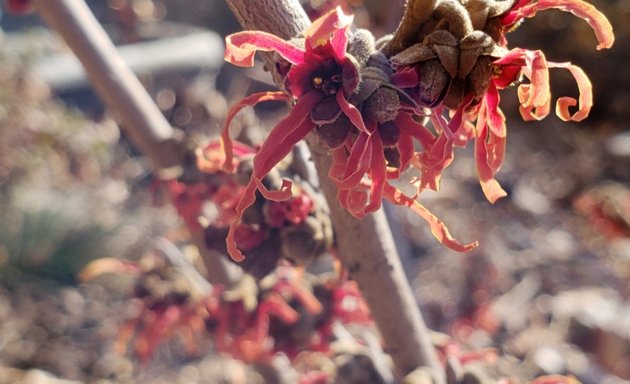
[0,33,170,284]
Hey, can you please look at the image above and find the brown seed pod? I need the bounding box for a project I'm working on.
[417,60,452,107]
[316,113,353,149]
[280,215,331,266]
[348,29,376,67]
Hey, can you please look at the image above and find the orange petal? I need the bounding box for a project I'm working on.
[305,6,354,52]
[361,135,387,215]
[383,184,478,252]
[549,62,592,122]
[474,103,508,203]
[225,31,305,67]
[221,91,291,173]
[520,0,614,50]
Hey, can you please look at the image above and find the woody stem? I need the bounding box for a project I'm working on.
[31,0,243,288]
[224,0,443,381]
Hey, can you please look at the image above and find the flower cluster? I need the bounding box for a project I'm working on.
[387,0,614,202]
[220,1,613,261]
[161,139,333,277]
[81,254,375,380]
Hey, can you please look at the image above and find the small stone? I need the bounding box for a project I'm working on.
[533,346,566,374]
[402,367,435,384]
[605,131,630,157]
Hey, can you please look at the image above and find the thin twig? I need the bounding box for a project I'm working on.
[223,0,443,380]
[31,0,242,287]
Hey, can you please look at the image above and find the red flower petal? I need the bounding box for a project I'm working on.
[396,112,436,150]
[474,103,508,203]
[392,67,420,88]
[521,49,550,111]
[383,184,478,252]
[518,84,551,121]
[361,135,387,215]
[251,93,321,179]
[496,49,552,121]
[414,99,471,192]
[549,62,592,122]
[305,6,353,61]
[226,94,319,261]
[332,132,372,189]
[225,31,305,67]
[396,132,415,175]
[336,91,368,133]
[484,82,507,138]
[503,0,614,51]
[221,91,291,173]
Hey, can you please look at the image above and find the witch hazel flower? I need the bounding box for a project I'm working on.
[470,0,614,202]
[390,0,614,204]
[221,8,364,261]
[221,7,477,261]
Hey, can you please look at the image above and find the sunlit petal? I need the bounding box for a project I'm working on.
[383,184,478,252]
[225,31,305,67]
[505,0,614,50]
[305,6,354,55]
[549,62,593,122]
[221,91,291,173]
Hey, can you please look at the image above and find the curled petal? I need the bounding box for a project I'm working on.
[497,49,552,121]
[329,146,349,180]
[333,132,372,189]
[415,113,455,191]
[474,106,508,203]
[225,31,306,67]
[226,182,258,262]
[504,0,614,51]
[226,96,319,262]
[339,187,369,216]
[521,49,550,110]
[549,62,592,122]
[486,131,507,174]
[361,135,387,215]
[251,92,321,178]
[305,6,354,59]
[255,178,293,201]
[518,84,551,121]
[383,184,478,252]
[198,140,255,174]
[221,91,291,173]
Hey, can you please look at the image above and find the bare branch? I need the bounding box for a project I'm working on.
[31,0,242,287]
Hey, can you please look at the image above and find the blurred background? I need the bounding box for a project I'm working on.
[0,0,629,383]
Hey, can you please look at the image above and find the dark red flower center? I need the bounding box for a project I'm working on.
[311,59,344,96]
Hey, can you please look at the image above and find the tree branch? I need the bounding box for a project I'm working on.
[223,0,443,380]
[31,0,242,287]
